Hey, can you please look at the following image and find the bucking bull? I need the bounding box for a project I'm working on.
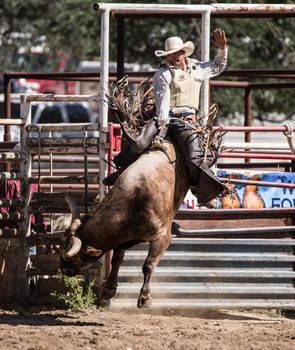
[60,77,224,308]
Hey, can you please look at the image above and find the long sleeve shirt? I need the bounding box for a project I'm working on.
[153,47,228,125]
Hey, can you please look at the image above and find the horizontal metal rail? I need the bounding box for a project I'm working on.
[217,162,292,170]
[222,142,290,150]
[220,69,295,78]
[3,70,295,81]
[177,225,295,237]
[222,150,292,155]
[26,231,64,246]
[31,155,99,163]
[30,146,98,155]
[29,251,295,264]
[0,172,22,180]
[117,284,295,296]
[175,209,295,222]
[0,212,23,221]
[0,152,22,160]
[0,198,24,208]
[28,137,99,147]
[125,251,295,262]
[0,118,23,126]
[111,299,295,310]
[219,177,295,189]
[177,208,295,216]
[95,3,295,15]
[216,126,295,132]
[211,80,295,89]
[27,123,99,132]
[172,238,295,246]
[29,175,98,184]
[37,184,99,192]
[119,267,295,279]
[21,94,99,103]
[111,8,295,19]
[31,168,99,175]
[220,152,295,160]
[0,228,24,237]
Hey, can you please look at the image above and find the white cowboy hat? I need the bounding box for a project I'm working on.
[155,36,195,57]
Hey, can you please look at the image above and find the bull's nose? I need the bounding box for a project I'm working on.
[60,267,79,277]
[60,266,71,276]
[67,269,78,277]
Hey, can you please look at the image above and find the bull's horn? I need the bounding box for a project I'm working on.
[66,236,82,258]
[70,218,82,233]
[65,194,81,222]
[65,194,82,233]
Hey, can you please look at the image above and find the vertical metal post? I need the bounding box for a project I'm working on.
[49,131,53,233]
[108,123,114,176]
[83,128,89,214]
[244,87,252,164]
[19,95,32,300]
[244,87,252,143]
[19,96,32,237]
[200,10,211,118]
[99,9,110,202]
[117,17,125,80]
[3,74,11,142]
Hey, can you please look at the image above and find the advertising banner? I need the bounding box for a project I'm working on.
[181,170,295,209]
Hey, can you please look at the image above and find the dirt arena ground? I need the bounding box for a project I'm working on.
[0,306,295,350]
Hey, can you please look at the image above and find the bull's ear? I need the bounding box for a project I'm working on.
[85,246,102,257]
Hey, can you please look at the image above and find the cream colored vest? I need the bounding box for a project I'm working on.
[169,66,202,110]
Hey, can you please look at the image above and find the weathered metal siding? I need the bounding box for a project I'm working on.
[112,236,295,309]
[112,208,295,309]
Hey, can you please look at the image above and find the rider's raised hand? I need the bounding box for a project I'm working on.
[212,28,228,50]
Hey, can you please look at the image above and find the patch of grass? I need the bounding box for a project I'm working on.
[51,274,96,312]
[267,309,283,318]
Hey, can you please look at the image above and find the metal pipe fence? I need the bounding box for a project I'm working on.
[0,93,294,307]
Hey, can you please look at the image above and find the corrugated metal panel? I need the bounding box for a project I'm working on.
[112,299,295,310]
[112,237,295,309]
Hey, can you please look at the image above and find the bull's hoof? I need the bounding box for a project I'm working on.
[137,295,152,308]
[102,286,117,301]
[95,283,117,307]
[100,297,111,307]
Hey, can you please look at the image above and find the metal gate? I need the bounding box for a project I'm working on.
[0,93,104,303]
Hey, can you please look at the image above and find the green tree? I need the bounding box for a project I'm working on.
[0,0,100,72]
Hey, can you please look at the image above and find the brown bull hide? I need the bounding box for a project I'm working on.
[61,141,189,307]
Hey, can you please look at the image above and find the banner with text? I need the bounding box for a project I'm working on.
[181,171,295,209]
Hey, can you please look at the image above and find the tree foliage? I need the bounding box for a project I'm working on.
[0,0,100,71]
[0,0,294,122]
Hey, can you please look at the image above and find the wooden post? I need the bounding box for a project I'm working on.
[0,239,31,302]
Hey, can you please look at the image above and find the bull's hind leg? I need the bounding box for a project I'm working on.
[138,232,172,308]
[101,248,125,305]
[101,240,146,306]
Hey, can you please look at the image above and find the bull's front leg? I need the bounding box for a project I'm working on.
[101,248,125,305]
[138,233,172,308]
